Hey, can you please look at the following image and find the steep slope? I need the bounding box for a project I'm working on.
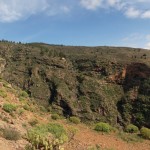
[0,79,150,150]
[0,41,150,127]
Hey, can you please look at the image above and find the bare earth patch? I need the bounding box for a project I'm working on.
[64,124,150,150]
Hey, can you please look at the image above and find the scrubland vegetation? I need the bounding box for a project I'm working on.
[0,41,149,149]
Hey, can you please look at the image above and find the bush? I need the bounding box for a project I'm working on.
[0,89,7,98]
[19,97,26,101]
[26,133,61,150]
[26,123,68,149]
[51,114,60,120]
[47,123,68,142]
[25,144,32,150]
[118,132,142,143]
[19,91,28,98]
[94,122,112,133]
[2,127,21,141]
[125,124,139,133]
[39,106,47,112]
[140,127,150,139]
[3,103,17,113]
[69,116,80,124]
[28,123,68,142]
[23,104,30,111]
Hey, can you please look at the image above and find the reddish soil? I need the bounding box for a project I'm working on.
[64,124,150,150]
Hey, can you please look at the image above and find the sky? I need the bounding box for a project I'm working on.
[0,0,150,49]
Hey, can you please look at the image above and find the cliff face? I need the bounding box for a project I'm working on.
[0,42,150,127]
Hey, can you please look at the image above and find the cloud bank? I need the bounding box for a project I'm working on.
[0,0,150,22]
[80,0,150,19]
[0,0,48,22]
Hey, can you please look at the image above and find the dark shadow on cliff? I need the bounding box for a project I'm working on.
[122,63,150,92]
[117,63,150,127]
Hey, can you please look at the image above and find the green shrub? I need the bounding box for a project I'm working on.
[69,116,80,124]
[18,108,25,115]
[19,91,28,98]
[3,103,17,113]
[26,132,61,150]
[28,123,68,142]
[111,127,118,133]
[19,97,26,101]
[2,82,11,88]
[51,114,60,120]
[140,127,150,139]
[0,89,7,98]
[118,132,142,143]
[125,124,139,133]
[2,127,21,141]
[39,106,47,112]
[94,122,112,133]
[25,144,32,150]
[26,123,68,149]
[47,123,68,142]
[47,106,52,112]
[23,104,30,111]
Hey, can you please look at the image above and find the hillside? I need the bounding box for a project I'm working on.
[0,41,149,129]
[0,79,150,150]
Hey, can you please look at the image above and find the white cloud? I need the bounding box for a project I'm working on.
[107,0,120,7]
[141,10,150,18]
[125,7,141,18]
[107,0,116,6]
[80,0,123,10]
[0,0,48,22]
[125,8,150,19]
[80,0,102,10]
[0,0,71,23]
[1,0,150,23]
[79,0,150,19]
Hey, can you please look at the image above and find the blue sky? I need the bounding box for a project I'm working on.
[0,0,150,49]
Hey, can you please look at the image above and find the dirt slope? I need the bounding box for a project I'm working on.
[64,124,150,150]
[0,80,150,150]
